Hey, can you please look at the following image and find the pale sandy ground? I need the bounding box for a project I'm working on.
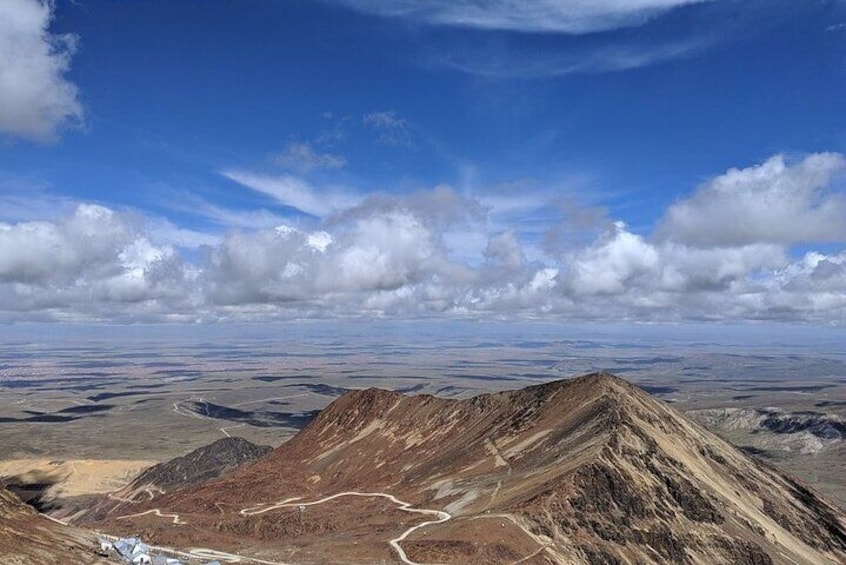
[0,459,155,498]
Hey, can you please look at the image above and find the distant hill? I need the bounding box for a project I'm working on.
[93,373,846,564]
[130,436,272,494]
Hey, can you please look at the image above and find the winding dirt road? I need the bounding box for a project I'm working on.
[115,508,186,525]
[240,491,452,565]
[115,490,452,565]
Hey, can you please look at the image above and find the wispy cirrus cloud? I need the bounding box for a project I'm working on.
[432,35,716,78]
[363,110,414,147]
[0,185,77,222]
[331,0,713,34]
[273,141,347,174]
[161,189,295,231]
[221,170,360,217]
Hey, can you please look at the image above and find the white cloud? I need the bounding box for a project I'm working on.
[221,170,360,217]
[273,141,347,174]
[332,0,712,34]
[0,0,83,142]
[659,153,846,246]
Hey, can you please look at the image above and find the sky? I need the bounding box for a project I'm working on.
[0,0,844,326]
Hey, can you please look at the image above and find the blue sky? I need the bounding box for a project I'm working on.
[0,0,844,324]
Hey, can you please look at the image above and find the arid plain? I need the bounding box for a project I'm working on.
[1,322,845,520]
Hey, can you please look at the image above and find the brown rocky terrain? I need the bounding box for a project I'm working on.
[86,372,846,564]
[0,484,110,565]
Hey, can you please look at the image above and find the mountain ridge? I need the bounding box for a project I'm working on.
[88,372,846,564]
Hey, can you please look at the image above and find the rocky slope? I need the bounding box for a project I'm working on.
[0,484,110,564]
[92,373,846,564]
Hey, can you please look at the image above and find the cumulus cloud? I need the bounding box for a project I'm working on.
[332,0,711,34]
[204,226,319,305]
[0,205,193,320]
[0,204,135,285]
[559,221,787,295]
[204,200,469,308]
[560,222,660,296]
[0,0,83,142]
[659,153,846,246]
[273,141,347,174]
[333,212,439,291]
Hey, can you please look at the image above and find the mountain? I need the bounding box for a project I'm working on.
[0,484,109,565]
[91,373,846,564]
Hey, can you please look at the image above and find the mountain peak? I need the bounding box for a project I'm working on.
[513,370,637,401]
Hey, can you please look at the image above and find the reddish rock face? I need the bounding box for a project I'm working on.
[90,373,846,564]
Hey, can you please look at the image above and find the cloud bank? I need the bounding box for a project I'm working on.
[0,0,83,142]
[1,153,844,324]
